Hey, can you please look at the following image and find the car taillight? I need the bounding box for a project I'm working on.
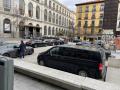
[98,63,103,73]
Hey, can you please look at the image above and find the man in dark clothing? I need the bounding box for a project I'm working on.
[19,40,26,58]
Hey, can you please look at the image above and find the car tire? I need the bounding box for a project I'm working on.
[38,60,45,66]
[3,53,10,57]
[78,70,88,77]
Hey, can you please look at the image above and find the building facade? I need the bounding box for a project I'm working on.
[76,0,104,41]
[116,0,120,37]
[0,0,74,38]
[103,0,119,39]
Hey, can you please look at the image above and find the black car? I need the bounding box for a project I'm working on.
[26,39,47,48]
[43,39,64,46]
[0,43,34,58]
[37,45,107,80]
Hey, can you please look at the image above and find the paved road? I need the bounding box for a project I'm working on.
[15,46,52,64]
[14,72,65,90]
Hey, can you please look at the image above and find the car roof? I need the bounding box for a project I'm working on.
[58,44,100,52]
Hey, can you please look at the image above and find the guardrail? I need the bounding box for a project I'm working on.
[14,60,120,90]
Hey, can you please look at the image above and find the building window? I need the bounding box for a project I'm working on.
[99,20,103,28]
[80,6,82,13]
[52,27,55,35]
[59,16,61,25]
[92,13,95,19]
[36,6,40,19]
[53,13,55,23]
[28,3,33,17]
[49,1,51,8]
[65,18,66,26]
[60,7,61,13]
[56,5,58,11]
[44,0,47,6]
[84,21,88,28]
[48,27,51,35]
[53,3,55,10]
[19,0,25,15]
[56,28,58,34]
[92,5,96,12]
[85,28,87,34]
[100,3,104,11]
[44,9,47,21]
[78,21,81,27]
[56,14,58,24]
[91,21,95,26]
[62,17,64,26]
[49,11,52,22]
[85,13,88,19]
[100,13,104,19]
[3,0,11,11]
[3,18,11,33]
[44,26,47,35]
[118,21,120,28]
[85,6,89,12]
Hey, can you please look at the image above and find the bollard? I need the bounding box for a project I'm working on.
[0,56,14,90]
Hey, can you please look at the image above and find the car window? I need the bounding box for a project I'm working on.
[59,47,75,57]
[50,47,59,55]
[74,49,102,62]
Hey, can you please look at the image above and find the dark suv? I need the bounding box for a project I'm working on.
[37,45,107,80]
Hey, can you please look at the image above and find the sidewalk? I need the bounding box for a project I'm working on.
[106,51,120,86]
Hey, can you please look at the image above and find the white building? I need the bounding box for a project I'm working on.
[0,0,74,38]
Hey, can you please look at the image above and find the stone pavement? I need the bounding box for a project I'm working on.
[106,51,120,86]
[14,73,65,90]
[14,60,120,90]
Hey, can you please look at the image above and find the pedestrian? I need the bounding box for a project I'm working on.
[19,40,26,58]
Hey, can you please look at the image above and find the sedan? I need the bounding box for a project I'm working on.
[26,39,47,48]
[0,43,34,58]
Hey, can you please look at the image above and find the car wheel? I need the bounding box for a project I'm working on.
[78,70,88,77]
[38,60,45,66]
[3,53,10,57]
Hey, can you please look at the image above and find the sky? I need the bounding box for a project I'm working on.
[58,0,94,11]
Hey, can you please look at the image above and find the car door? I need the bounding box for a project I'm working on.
[12,45,20,57]
[57,47,80,73]
[43,46,61,68]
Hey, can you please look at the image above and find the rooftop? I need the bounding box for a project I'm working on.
[76,0,104,6]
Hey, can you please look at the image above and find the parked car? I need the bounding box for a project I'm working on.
[37,45,107,80]
[76,41,92,46]
[73,39,81,43]
[0,43,34,58]
[43,37,64,46]
[26,39,47,48]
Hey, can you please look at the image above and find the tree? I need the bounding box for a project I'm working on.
[56,30,65,36]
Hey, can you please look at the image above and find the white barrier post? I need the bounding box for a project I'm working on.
[0,56,14,90]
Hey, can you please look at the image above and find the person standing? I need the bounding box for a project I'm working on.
[19,40,26,58]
